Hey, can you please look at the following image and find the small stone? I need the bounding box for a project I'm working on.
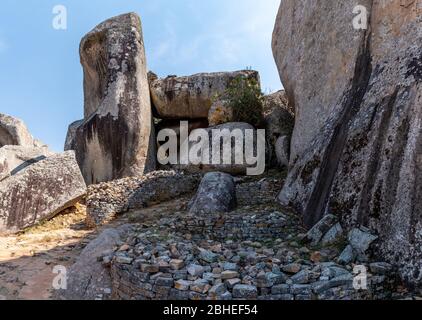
[199,249,219,263]
[209,283,226,297]
[271,284,290,295]
[220,292,233,300]
[225,278,241,289]
[310,251,322,263]
[283,263,302,274]
[174,280,192,291]
[338,245,356,265]
[232,284,258,299]
[115,255,133,264]
[190,279,211,294]
[223,262,238,271]
[348,228,378,254]
[118,244,130,252]
[187,264,205,277]
[170,259,185,270]
[291,270,310,284]
[140,264,160,273]
[306,215,338,246]
[155,277,174,287]
[291,284,312,295]
[221,271,239,280]
[369,262,393,275]
[321,223,344,246]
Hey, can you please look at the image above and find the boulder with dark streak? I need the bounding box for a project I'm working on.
[273,0,422,286]
[0,151,86,234]
[72,13,156,185]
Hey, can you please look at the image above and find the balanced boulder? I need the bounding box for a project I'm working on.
[71,13,156,185]
[149,70,260,120]
[0,151,86,234]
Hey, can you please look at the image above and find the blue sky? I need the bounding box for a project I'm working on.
[0,0,282,151]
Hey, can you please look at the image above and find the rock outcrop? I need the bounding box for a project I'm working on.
[0,113,44,148]
[0,151,86,234]
[273,0,422,286]
[71,13,156,185]
[149,70,260,120]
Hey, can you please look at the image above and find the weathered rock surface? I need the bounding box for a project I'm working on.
[0,145,53,181]
[0,151,86,234]
[149,70,260,120]
[174,122,265,176]
[0,113,44,148]
[273,0,422,285]
[263,91,294,167]
[274,136,290,168]
[72,13,156,185]
[55,225,133,300]
[86,171,201,227]
[188,172,237,215]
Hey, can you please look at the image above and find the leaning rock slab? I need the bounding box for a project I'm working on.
[274,0,422,285]
[149,70,260,120]
[188,172,237,215]
[0,151,86,234]
[73,13,155,185]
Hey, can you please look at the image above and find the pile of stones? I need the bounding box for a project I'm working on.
[104,224,397,301]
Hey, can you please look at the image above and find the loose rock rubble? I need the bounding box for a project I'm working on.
[80,175,402,301]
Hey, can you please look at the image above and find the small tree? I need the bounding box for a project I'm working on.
[223,76,264,128]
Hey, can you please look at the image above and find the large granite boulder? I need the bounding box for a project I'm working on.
[149,70,260,120]
[273,0,422,285]
[71,13,156,185]
[0,113,44,148]
[0,151,86,234]
[0,145,53,181]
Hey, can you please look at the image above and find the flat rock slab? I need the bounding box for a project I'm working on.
[0,151,87,234]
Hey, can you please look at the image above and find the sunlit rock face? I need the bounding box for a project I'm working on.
[71,13,156,185]
[273,0,422,286]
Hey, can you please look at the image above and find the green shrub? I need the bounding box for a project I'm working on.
[223,76,264,128]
